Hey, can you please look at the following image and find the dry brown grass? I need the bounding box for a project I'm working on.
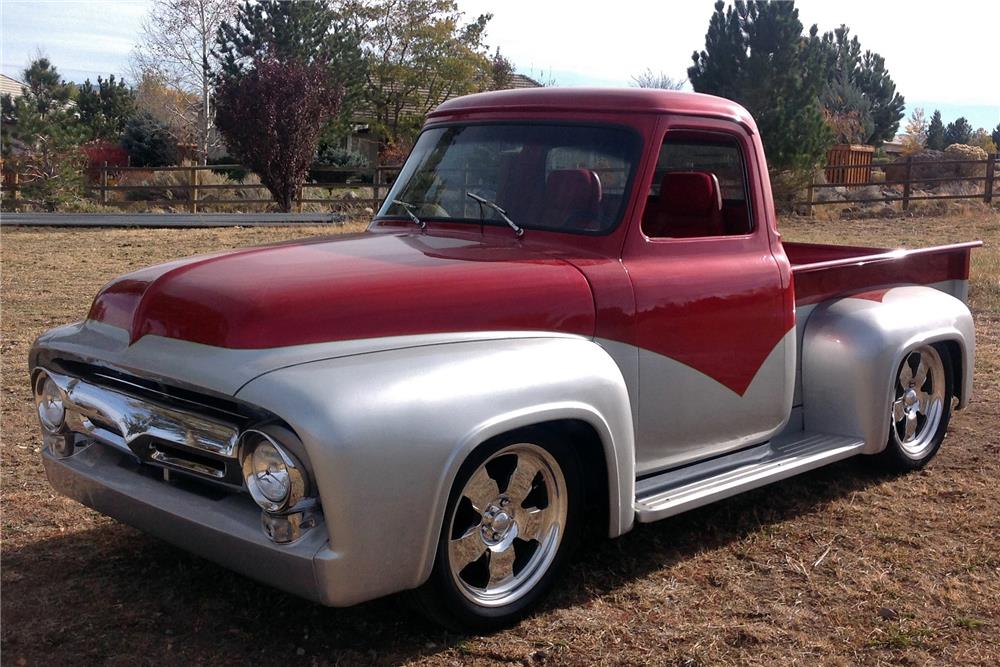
[2,213,999,666]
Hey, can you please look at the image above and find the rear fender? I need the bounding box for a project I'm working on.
[801,286,974,454]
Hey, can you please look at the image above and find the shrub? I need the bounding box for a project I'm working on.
[8,136,88,211]
[121,112,179,167]
[314,145,368,168]
[115,168,271,211]
[206,156,249,183]
[214,56,343,212]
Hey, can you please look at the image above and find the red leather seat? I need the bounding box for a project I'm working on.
[541,169,603,230]
[643,171,723,238]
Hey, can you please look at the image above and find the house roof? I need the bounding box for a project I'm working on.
[506,73,542,89]
[0,74,24,98]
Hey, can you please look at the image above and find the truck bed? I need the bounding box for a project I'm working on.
[785,241,981,305]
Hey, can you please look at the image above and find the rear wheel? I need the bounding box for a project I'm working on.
[879,344,953,471]
[412,436,581,631]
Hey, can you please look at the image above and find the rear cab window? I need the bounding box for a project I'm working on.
[642,133,754,239]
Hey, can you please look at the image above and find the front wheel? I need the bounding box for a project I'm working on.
[878,344,953,471]
[412,437,581,631]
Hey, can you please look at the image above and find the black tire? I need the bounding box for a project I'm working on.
[410,431,583,632]
[877,343,954,472]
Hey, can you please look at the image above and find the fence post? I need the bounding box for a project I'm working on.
[373,166,381,210]
[902,156,913,212]
[806,180,814,217]
[189,167,198,213]
[100,161,109,206]
[986,153,996,205]
[11,171,18,205]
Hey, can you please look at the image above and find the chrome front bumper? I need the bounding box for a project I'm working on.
[43,443,341,604]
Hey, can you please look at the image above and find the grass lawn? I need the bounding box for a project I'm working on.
[2,211,998,666]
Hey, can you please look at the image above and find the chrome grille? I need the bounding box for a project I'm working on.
[42,369,243,486]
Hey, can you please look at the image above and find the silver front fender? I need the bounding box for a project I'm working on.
[801,286,974,454]
[236,335,635,606]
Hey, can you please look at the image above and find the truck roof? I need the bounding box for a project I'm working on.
[429,87,756,130]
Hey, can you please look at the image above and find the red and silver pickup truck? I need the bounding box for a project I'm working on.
[31,88,978,630]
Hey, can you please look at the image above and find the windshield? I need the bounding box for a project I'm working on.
[377,124,641,234]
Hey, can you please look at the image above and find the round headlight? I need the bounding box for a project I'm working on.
[241,430,306,513]
[251,441,290,503]
[36,375,66,433]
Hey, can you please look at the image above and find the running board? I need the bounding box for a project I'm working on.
[634,432,865,523]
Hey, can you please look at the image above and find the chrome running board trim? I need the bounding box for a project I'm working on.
[634,431,865,522]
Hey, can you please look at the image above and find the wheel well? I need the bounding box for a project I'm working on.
[475,419,610,537]
[934,339,963,405]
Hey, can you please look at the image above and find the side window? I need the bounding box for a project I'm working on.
[641,133,753,238]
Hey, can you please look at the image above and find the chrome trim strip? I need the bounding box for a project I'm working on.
[42,369,240,459]
[150,450,226,478]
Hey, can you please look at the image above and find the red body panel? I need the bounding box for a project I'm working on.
[787,241,978,306]
[620,115,789,396]
[89,232,597,349]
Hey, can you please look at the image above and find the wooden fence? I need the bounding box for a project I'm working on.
[805,153,998,214]
[2,163,403,213]
[6,155,998,216]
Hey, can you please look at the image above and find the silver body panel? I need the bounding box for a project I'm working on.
[630,329,796,474]
[801,285,975,453]
[41,444,335,603]
[235,335,635,605]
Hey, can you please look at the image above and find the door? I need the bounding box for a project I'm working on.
[623,122,793,474]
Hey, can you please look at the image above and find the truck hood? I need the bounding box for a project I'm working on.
[88,231,597,349]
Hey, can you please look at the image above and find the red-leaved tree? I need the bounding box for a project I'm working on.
[214,56,342,211]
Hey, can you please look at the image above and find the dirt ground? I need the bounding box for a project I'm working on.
[2,212,998,666]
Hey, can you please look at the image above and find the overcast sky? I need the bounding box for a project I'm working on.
[2,0,997,130]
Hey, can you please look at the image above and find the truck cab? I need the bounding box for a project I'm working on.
[31,88,977,631]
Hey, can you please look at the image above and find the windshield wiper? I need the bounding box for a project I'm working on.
[392,199,426,229]
[466,192,523,238]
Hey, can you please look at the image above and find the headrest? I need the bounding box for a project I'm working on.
[659,171,721,216]
[546,169,602,211]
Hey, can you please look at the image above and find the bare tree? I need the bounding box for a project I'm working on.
[131,0,237,163]
[630,68,686,90]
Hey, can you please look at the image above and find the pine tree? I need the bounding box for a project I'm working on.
[21,58,76,116]
[121,112,179,167]
[688,1,832,174]
[992,123,1000,152]
[944,117,972,146]
[2,58,87,209]
[926,110,945,150]
[818,26,904,146]
[76,75,137,141]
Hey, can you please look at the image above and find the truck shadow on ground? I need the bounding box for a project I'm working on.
[1,457,896,666]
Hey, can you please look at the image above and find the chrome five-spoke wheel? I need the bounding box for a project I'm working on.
[882,344,953,470]
[447,443,568,608]
[414,436,580,631]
